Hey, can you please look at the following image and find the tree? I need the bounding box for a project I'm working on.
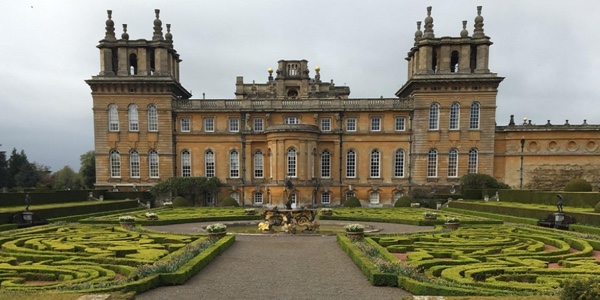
[79,151,96,189]
[54,166,82,190]
[7,148,28,188]
[0,149,8,189]
[14,162,40,188]
[460,173,510,191]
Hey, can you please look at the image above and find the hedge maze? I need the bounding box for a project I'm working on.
[343,225,600,296]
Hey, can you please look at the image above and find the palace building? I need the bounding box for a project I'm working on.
[86,7,600,207]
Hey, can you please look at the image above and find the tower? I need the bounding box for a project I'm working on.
[86,10,191,190]
[396,6,504,190]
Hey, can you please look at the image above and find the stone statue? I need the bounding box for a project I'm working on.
[25,194,31,211]
[556,194,563,212]
[284,178,294,209]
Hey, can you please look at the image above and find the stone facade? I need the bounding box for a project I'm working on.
[87,7,600,206]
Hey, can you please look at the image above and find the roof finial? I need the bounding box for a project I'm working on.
[414,21,423,42]
[121,24,129,40]
[152,9,164,41]
[472,6,485,38]
[460,20,468,38]
[104,10,116,41]
[423,6,434,39]
[165,24,173,42]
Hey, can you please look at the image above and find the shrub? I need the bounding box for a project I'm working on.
[595,201,600,213]
[344,196,362,208]
[394,196,412,207]
[564,178,593,192]
[219,196,240,207]
[560,276,600,300]
[344,223,365,232]
[460,173,510,190]
[172,196,190,207]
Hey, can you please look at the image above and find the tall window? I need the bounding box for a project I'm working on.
[470,102,480,129]
[180,118,190,132]
[229,150,239,178]
[394,149,405,177]
[205,150,215,178]
[181,150,191,177]
[320,150,331,178]
[468,148,478,173]
[346,117,357,132]
[108,104,119,131]
[429,103,439,130]
[370,117,381,131]
[320,118,331,132]
[128,104,139,131]
[370,149,380,178]
[254,150,264,178]
[147,104,158,132]
[109,149,121,178]
[369,192,380,204]
[204,118,214,132]
[129,149,140,178]
[229,118,239,132]
[427,149,438,177]
[395,117,406,131]
[253,118,263,132]
[253,192,263,205]
[346,150,356,178]
[285,116,299,124]
[448,149,458,177]
[321,193,330,204]
[149,150,159,178]
[449,102,460,130]
[286,148,297,177]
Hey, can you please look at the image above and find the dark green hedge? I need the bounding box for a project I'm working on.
[497,190,599,208]
[0,190,90,207]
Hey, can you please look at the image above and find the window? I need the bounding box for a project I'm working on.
[370,149,380,178]
[427,149,438,177]
[147,105,158,132]
[254,150,264,178]
[108,104,119,131]
[285,116,299,124]
[149,150,159,178]
[286,148,297,177]
[180,118,190,132]
[230,192,239,204]
[346,191,355,201]
[468,148,478,174]
[130,150,140,178]
[470,102,480,129]
[128,104,139,131]
[369,192,380,204]
[253,118,264,132]
[205,193,213,205]
[320,150,331,178]
[181,150,191,177]
[370,117,381,131]
[229,150,239,178]
[394,149,405,177]
[321,192,330,204]
[395,117,406,131]
[204,118,214,132]
[229,117,239,132]
[253,192,263,205]
[346,117,357,132]
[320,118,331,132]
[205,150,215,178]
[109,149,121,178]
[449,102,460,130]
[448,149,458,177]
[346,150,356,178]
[429,103,439,130]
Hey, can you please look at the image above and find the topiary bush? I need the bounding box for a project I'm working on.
[564,178,593,192]
[560,276,600,300]
[394,196,412,207]
[344,196,362,208]
[172,196,191,207]
[595,201,600,213]
[219,196,240,207]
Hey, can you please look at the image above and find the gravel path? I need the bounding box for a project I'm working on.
[136,222,430,300]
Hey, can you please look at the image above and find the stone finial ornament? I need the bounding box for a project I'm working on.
[105,10,116,41]
[473,6,485,38]
[414,21,423,42]
[121,24,129,40]
[153,9,163,41]
[165,24,173,41]
[423,6,434,39]
[460,20,468,38]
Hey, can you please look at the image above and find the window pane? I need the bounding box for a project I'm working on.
[369,192,380,204]
[395,117,405,131]
[346,150,356,178]
[229,118,239,132]
[346,118,356,131]
[448,149,458,177]
[204,118,214,132]
[429,103,439,130]
[370,150,380,178]
[394,149,404,177]
[109,104,119,131]
[321,150,331,178]
[148,105,158,132]
[321,118,331,131]
[370,117,381,131]
[287,148,296,177]
[128,105,139,131]
[149,150,159,178]
[254,150,264,178]
[427,149,438,177]
[181,150,191,177]
[468,148,478,173]
[449,102,460,130]
[253,118,263,132]
[180,118,190,132]
[253,192,263,205]
[470,102,480,129]
[321,192,330,204]
[110,150,121,177]
[230,150,239,178]
[205,150,215,177]
[130,150,140,178]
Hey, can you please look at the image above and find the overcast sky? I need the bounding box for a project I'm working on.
[1,0,599,172]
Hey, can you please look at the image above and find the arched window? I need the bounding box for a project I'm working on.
[129,149,140,178]
[286,148,297,177]
[108,104,119,131]
[254,150,264,178]
[470,102,480,129]
[394,149,405,177]
[128,104,139,131]
[449,102,460,130]
[147,104,158,132]
[205,150,215,178]
[468,148,478,174]
[128,53,137,75]
[346,150,356,178]
[149,150,159,178]
[427,149,438,177]
[369,191,380,204]
[320,150,331,178]
[448,148,458,177]
[370,149,380,178]
[429,103,439,130]
[229,150,239,178]
[181,150,191,177]
[450,50,459,72]
[109,149,121,178]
